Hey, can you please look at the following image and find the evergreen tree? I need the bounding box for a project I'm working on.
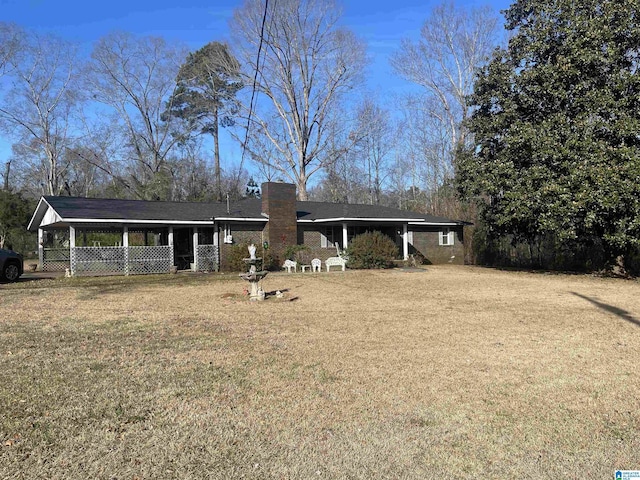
[458,0,640,266]
[0,190,32,250]
[166,42,242,201]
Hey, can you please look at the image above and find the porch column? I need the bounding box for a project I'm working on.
[38,228,44,270]
[123,226,129,276]
[69,226,76,276]
[213,223,219,247]
[213,223,219,272]
[402,224,409,260]
[168,226,174,269]
[192,227,199,272]
[342,222,348,251]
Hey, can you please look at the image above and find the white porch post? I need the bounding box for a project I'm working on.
[402,224,409,260]
[192,227,199,272]
[123,226,129,276]
[38,228,44,270]
[213,223,219,247]
[213,223,219,272]
[168,226,174,269]
[69,226,76,276]
[342,222,348,251]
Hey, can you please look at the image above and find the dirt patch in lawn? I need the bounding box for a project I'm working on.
[1,266,639,478]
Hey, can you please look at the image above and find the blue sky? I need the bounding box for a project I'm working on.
[0,0,512,175]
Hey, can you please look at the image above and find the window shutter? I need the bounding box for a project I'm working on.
[320,230,327,248]
[449,230,455,245]
[408,230,414,244]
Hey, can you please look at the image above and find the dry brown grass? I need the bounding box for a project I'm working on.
[1,266,639,478]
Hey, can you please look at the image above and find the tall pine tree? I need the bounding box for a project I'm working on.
[166,42,242,201]
[458,0,640,268]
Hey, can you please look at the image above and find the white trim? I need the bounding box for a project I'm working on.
[38,228,44,267]
[213,217,267,222]
[69,218,216,225]
[409,221,460,226]
[27,197,52,231]
[69,226,76,277]
[123,226,129,276]
[192,227,199,271]
[439,228,455,246]
[305,217,426,223]
[168,227,174,266]
[342,222,348,249]
[41,207,62,227]
[402,224,408,260]
[61,217,456,226]
[223,224,233,244]
[69,226,76,248]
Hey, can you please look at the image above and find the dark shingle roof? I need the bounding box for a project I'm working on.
[41,196,263,221]
[28,196,465,231]
[295,201,457,223]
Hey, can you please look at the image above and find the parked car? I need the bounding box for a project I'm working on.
[0,248,23,282]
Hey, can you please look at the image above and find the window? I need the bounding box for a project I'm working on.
[320,226,342,249]
[223,224,233,244]
[439,228,454,246]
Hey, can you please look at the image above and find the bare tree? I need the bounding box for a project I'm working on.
[353,98,396,205]
[391,1,500,212]
[0,23,21,77]
[0,28,80,195]
[231,0,367,200]
[88,32,187,200]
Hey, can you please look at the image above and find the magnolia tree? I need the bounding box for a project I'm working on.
[458,0,640,266]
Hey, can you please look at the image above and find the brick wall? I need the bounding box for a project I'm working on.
[299,227,340,262]
[410,226,464,264]
[219,223,265,271]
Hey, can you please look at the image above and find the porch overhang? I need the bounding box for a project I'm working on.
[298,217,425,223]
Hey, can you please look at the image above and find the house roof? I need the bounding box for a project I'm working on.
[28,195,467,231]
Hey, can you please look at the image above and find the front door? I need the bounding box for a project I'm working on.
[173,228,193,270]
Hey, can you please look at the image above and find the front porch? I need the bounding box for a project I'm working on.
[299,222,411,261]
[39,225,219,276]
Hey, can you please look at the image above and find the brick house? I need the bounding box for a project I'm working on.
[28,182,467,275]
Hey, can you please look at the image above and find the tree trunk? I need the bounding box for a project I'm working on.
[3,161,10,191]
[213,107,222,202]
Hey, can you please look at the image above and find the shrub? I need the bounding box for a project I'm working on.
[283,244,310,263]
[228,243,249,272]
[228,243,274,271]
[346,231,398,269]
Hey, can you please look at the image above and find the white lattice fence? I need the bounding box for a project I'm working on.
[128,246,172,275]
[73,246,125,276]
[196,245,218,272]
[43,248,70,272]
[71,246,172,276]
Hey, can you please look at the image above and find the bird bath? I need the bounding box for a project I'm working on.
[239,244,268,301]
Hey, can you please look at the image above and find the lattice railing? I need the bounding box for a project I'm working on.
[196,244,218,272]
[73,246,125,276]
[71,245,172,276]
[42,248,70,272]
[128,246,172,275]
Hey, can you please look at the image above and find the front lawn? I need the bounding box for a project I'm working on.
[1,266,638,478]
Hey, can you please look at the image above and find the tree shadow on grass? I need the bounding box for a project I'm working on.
[570,292,640,328]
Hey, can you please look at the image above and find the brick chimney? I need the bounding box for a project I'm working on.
[261,182,297,264]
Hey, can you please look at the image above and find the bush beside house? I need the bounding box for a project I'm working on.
[347,231,398,269]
